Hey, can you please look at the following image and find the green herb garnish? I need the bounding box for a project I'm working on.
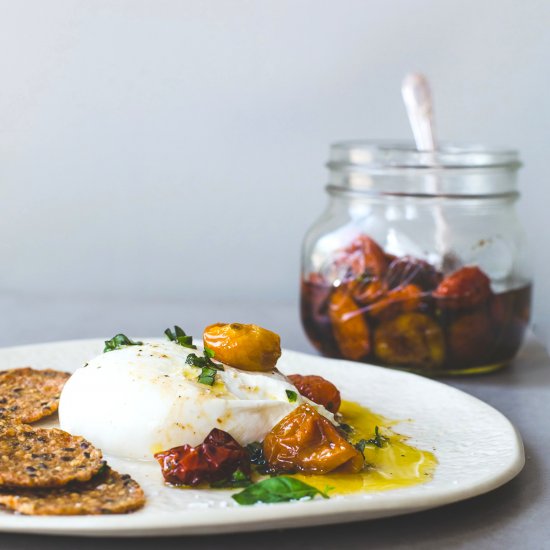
[186,347,224,386]
[164,326,197,349]
[186,353,224,371]
[246,442,267,466]
[338,422,353,435]
[186,354,209,369]
[246,441,272,475]
[285,390,298,403]
[104,334,143,353]
[210,469,252,489]
[196,365,218,386]
[355,426,388,452]
[232,476,329,505]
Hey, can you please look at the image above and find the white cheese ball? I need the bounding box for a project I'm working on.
[59,341,330,460]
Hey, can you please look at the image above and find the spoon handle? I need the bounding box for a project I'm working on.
[401,73,437,151]
[401,72,458,269]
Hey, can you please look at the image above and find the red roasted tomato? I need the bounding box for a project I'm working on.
[154,429,250,486]
[287,374,341,414]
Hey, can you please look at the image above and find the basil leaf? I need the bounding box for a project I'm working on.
[232,476,329,505]
[197,365,217,386]
[165,328,222,385]
[355,426,388,452]
[285,390,298,403]
[337,422,353,435]
[246,442,267,466]
[164,326,197,349]
[186,353,203,367]
[186,352,224,371]
[245,441,271,475]
[104,334,143,353]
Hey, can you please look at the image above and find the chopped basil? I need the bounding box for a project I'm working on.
[246,442,267,465]
[338,422,353,435]
[197,365,218,386]
[185,346,224,386]
[232,476,329,505]
[164,326,197,349]
[187,344,223,367]
[245,441,271,475]
[186,353,205,368]
[186,353,224,371]
[285,390,298,403]
[103,334,143,353]
[210,469,252,489]
[355,426,388,452]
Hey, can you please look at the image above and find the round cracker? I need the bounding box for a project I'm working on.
[0,367,70,424]
[0,422,104,488]
[0,467,145,515]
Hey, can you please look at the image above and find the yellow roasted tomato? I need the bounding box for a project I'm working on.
[328,285,371,361]
[367,284,422,320]
[263,404,364,475]
[374,312,445,369]
[203,323,281,372]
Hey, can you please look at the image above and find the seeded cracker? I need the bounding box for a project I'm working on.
[0,421,104,488]
[0,467,145,515]
[0,367,70,423]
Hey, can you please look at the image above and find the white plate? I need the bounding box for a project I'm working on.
[0,339,523,537]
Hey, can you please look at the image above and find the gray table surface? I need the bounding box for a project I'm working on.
[0,293,548,550]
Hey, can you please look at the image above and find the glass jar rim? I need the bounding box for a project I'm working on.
[327,140,521,171]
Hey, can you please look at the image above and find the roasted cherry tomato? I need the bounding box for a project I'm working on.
[447,312,494,365]
[367,284,422,320]
[374,312,445,369]
[263,404,364,475]
[287,374,341,413]
[334,235,389,281]
[203,323,281,372]
[154,429,250,487]
[433,266,492,309]
[300,277,339,357]
[349,276,386,307]
[328,285,371,360]
[385,256,443,291]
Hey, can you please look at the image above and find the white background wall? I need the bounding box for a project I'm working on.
[0,1,549,344]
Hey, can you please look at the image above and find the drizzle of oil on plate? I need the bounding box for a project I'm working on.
[291,400,438,495]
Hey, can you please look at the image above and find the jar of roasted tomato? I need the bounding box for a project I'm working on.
[301,142,531,375]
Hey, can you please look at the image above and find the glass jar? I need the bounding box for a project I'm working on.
[300,142,531,375]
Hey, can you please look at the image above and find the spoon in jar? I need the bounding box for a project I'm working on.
[401,73,437,151]
[401,73,458,271]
